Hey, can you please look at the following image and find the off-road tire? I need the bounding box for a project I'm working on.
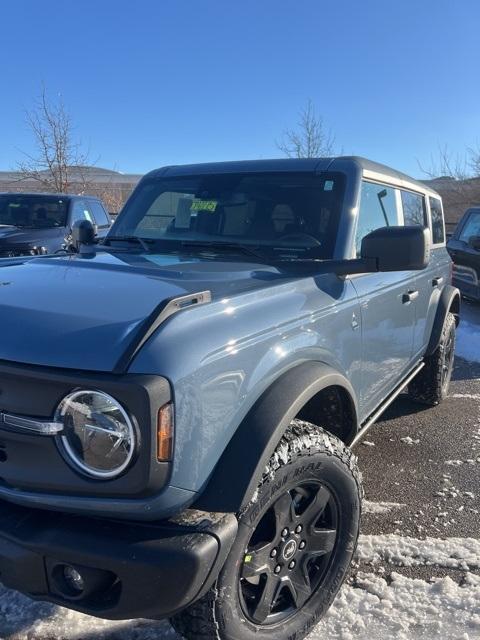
[170,420,362,640]
[408,312,456,406]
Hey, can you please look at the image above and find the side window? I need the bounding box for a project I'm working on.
[89,200,111,228]
[429,197,446,244]
[401,191,426,226]
[459,211,480,243]
[355,181,398,256]
[70,200,93,226]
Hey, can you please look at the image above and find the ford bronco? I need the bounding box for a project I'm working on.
[0,157,459,640]
[0,192,111,257]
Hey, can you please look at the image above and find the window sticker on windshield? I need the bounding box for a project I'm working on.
[324,180,334,191]
[191,200,218,212]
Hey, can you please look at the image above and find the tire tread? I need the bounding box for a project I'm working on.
[171,420,362,640]
[408,312,456,406]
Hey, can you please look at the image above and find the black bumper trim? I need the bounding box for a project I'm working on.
[0,500,237,620]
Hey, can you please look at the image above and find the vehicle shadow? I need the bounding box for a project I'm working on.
[372,356,480,425]
[376,392,429,422]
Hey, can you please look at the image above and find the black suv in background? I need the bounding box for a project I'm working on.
[0,193,111,257]
[447,207,480,301]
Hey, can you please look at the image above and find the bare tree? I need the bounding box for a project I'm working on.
[418,144,480,228]
[277,99,336,158]
[16,88,91,193]
[467,143,480,177]
[418,143,470,182]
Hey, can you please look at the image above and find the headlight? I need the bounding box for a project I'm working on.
[55,390,136,479]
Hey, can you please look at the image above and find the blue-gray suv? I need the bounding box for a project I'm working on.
[0,157,459,640]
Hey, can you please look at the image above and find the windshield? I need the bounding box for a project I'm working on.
[110,172,346,260]
[0,195,69,228]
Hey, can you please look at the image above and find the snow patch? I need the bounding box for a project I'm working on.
[363,500,406,514]
[357,534,480,570]
[451,393,480,401]
[310,570,480,640]
[361,440,375,447]
[456,319,480,363]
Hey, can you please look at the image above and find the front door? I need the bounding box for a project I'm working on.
[352,271,416,420]
[350,180,416,421]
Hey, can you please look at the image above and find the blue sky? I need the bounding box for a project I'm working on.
[1,0,479,177]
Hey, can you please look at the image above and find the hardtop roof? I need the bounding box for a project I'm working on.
[146,156,440,197]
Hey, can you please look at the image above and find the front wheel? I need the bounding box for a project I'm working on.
[171,420,362,640]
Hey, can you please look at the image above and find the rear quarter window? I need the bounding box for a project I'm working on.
[401,191,426,227]
[429,197,445,244]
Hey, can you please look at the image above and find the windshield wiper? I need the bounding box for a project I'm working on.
[181,241,269,261]
[103,235,153,252]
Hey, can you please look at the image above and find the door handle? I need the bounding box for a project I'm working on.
[402,290,419,304]
[432,276,444,287]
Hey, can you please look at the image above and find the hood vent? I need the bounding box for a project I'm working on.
[114,291,212,373]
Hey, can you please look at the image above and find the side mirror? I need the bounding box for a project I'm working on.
[361,226,431,271]
[468,235,480,251]
[72,219,96,251]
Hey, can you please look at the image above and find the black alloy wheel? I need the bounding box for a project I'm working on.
[239,481,338,625]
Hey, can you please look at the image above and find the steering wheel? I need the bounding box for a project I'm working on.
[278,232,321,246]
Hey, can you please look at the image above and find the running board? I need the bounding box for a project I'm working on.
[351,361,425,447]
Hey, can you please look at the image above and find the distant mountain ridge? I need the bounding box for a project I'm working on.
[1,165,479,222]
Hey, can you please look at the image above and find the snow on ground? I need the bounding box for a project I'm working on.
[310,571,480,640]
[357,534,480,570]
[1,534,479,639]
[456,318,480,363]
[363,500,405,514]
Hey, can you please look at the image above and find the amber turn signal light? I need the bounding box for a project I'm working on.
[157,403,174,461]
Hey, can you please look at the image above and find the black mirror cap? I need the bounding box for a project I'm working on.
[468,235,480,250]
[72,220,96,248]
[361,226,431,272]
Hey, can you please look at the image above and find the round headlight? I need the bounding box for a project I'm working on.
[55,390,136,479]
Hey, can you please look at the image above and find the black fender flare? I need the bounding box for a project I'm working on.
[194,362,358,513]
[425,284,461,356]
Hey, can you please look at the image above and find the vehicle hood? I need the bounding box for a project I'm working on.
[0,250,286,371]
[0,226,61,246]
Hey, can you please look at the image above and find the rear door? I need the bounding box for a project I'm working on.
[350,180,417,421]
[411,195,452,356]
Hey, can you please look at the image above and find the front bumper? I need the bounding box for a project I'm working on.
[0,500,237,620]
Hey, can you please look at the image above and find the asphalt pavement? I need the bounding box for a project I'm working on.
[355,299,480,580]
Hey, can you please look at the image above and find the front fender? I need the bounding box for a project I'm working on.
[194,361,358,513]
